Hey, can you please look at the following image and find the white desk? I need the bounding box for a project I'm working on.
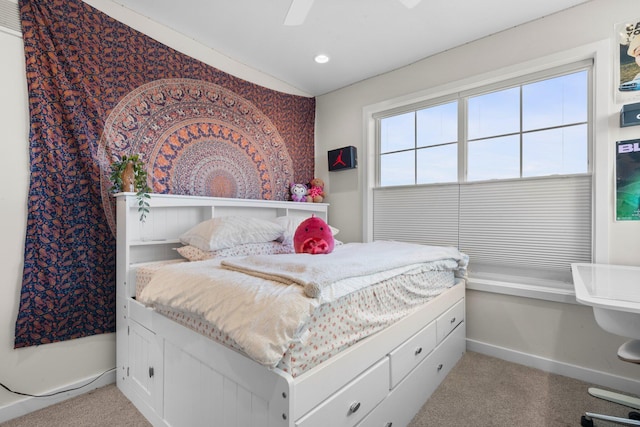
[571,263,640,412]
[572,263,640,314]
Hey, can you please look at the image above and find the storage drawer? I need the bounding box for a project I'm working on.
[296,358,390,427]
[436,298,464,343]
[388,320,436,388]
[355,324,466,427]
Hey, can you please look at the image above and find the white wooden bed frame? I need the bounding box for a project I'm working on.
[115,193,466,427]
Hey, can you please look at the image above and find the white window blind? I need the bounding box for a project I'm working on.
[0,0,20,36]
[373,174,591,287]
[373,184,459,248]
[459,175,591,285]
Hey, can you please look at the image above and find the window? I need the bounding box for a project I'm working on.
[380,102,458,186]
[373,62,592,290]
[379,69,589,186]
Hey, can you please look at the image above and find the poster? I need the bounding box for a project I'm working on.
[615,19,640,104]
[616,139,640,220]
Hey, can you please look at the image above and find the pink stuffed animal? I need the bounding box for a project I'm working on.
[307,177,325,203]
[293,215,334,254]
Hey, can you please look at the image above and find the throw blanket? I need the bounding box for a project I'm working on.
[221,241,468,299]
[138,259,319,367]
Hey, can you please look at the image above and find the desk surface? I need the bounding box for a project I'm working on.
[571,263,640,314]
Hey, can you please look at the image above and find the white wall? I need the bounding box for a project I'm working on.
[316,0,640,392]
[0,0,308,419]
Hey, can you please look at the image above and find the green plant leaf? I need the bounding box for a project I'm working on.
[109,153,152,222]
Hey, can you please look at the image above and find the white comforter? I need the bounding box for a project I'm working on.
[138,241,467,367]
[222,240,468,299]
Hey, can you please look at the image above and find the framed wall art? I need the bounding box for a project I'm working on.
[616,139,640,221]
[615,18,640,104]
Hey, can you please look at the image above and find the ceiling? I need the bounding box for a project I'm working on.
[111,0,591,96]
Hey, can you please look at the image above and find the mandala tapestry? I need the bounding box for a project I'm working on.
[97,78,295,235]
[16,0,315,348]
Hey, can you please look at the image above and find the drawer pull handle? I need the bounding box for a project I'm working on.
[437,363,443,371]
[450,317,456,324]
[349,402,361,414]
[148,367,154,378]
[414,347,423,356]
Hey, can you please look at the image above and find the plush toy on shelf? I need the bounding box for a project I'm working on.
[290,183,309,202]
[293,215,335,254]
[307,177,325,203]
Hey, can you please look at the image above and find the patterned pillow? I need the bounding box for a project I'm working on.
[176,242,295,261]
[179,216,285,251]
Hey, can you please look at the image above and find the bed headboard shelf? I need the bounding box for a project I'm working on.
[116,192,329,209]
[115,193,329,298]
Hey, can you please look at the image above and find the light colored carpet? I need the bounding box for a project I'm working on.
[2,352,636,426]
[409,352,635,427]
[1,383,150,427]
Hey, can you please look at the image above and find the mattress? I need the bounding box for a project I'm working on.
[135,259,185,297]
[136,254,459,377]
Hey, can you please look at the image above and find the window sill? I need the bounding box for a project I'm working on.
[466,277,579,305]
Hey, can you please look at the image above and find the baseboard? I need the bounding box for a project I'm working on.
[467,339,640,396]
[0,369,116,424]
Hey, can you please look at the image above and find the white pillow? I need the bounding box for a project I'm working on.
[179,216,285,251]
[272,215,339,246]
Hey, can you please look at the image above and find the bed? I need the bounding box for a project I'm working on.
[115,192,467,427]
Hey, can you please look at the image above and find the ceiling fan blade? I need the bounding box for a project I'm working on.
[397,0,422,9]
[284,0,314,26]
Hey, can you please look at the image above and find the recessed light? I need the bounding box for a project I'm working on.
[314,54,330,64]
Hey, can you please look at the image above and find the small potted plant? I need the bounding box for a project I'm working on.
[110,154,152,222]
